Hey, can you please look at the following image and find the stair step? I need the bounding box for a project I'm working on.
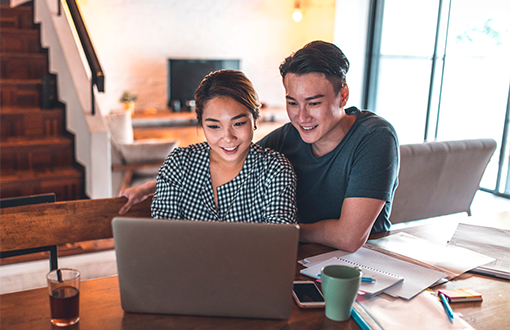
[0,5,34,29]
[0,106,65,138]
[0,27,41,53]
[0,105,61,113]
[0,1,86,203]
[1,136,76,171]
[0,135,72,146]
[0,168,85,201]
[0,52,48,79]
[0,78,41,84]
[0,78,42,107]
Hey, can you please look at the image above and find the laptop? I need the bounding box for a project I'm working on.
[112,217,300,319]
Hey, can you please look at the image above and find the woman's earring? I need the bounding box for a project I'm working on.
[254,125,258,130]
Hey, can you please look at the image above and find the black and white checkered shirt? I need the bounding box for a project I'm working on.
[151,142,297,224]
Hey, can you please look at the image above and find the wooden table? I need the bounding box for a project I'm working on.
[381,212,510,330]
[2,213,509,329]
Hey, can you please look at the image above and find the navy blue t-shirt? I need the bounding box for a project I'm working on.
[257,107,399,233]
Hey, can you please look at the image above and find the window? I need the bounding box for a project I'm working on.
[364,0,510,195]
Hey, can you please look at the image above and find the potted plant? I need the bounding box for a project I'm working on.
[120,91,137,116]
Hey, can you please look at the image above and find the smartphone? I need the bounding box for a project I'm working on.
[292,280,325,308]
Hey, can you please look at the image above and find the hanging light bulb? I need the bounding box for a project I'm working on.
[292,1,302,23]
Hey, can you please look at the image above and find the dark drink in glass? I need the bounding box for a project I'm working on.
[49,286,80,326]
[47,268,81,327]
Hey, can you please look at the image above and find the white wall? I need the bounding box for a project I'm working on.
[333,0,370,108]
[76,0,336,113]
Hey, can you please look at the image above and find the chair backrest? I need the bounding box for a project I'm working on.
[0,196,152,253]
[389,138,497,224]
[0,193,56,209]
[0,193,59,270]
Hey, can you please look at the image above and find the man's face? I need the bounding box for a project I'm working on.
[283,72,349,152]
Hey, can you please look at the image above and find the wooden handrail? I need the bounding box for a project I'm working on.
[0,197,152,252]
[59,0,105,115]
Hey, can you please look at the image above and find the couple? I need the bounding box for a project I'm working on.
[119,40,399,253]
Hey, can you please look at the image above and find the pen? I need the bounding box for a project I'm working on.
[361,277,376,283]
[439,292,455,321]
[351,306,372,330]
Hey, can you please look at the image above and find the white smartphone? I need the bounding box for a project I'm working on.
[292,280,325,308]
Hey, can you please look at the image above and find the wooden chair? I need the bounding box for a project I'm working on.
[0,196,152,269]
[0,193,58,270]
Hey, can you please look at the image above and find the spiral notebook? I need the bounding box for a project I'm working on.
[300,256,404,297]
[300,247,447,300]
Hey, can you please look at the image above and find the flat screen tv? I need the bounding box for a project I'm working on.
[168,59,240,111]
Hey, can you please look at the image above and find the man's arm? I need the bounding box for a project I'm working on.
[118,180,157,215]
[298,197,385,252]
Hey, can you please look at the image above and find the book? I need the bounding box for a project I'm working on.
[300,256,404,297]
[437,288,483,303]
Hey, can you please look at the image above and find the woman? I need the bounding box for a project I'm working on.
[150,70,297,223]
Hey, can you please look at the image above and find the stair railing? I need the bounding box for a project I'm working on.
[57,0,104,115]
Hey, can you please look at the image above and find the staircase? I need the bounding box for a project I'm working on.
[0,2,86,201]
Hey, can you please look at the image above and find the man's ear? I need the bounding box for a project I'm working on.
[339,84,349,108]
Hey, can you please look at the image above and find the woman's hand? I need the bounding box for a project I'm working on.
[118,180,157,215]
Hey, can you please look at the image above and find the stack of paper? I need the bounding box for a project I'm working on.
[448,223,510,280]
[365,232,495,280]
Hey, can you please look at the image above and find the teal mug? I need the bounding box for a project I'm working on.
[320,265,361,321]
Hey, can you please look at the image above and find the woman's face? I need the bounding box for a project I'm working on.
[202,96,256,166]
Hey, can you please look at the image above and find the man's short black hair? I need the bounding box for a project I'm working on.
[279,40,350,95]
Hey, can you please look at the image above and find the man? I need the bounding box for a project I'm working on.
[119,40,399,252]
[258,41,399,252]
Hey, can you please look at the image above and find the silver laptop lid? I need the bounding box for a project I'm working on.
[112,217,300,319]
